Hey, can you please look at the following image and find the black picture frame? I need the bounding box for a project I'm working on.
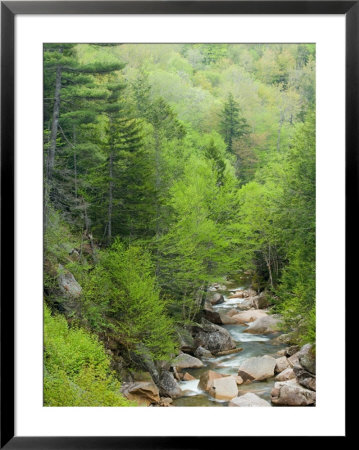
[1,1,352,447]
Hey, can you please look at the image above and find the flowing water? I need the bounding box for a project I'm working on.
[172,284,285,407]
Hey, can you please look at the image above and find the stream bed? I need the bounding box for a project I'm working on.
[172,285,285,407]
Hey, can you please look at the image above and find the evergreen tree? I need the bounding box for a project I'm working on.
[43,44,124,230]
[219,93,250,154]
[93,77,144,243]
[43,44,123,180]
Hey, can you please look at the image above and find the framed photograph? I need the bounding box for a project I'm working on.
[1,1,351,446]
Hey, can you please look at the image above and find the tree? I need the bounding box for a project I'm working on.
[155,155,239,322]
[81,240,177,361]
[43,44,124,230]
[43,44,123,180]
[219,93,250,154]
[275,110,316,344]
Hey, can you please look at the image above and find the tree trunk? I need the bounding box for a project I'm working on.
[46,51,63,180]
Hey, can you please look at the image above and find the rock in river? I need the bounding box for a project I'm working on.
[271,379,316,406]
[275,356,290,374]
[238,355,277,382]
[275,367,296,382]
[198,370,229,391]
[293,364,316,391]
[298,345,316,374]
[192,319,236,354]
[208,293,225,305]
[194,346,213,359]
[209,376,238,401]
[203,302,222,324]
[158,371,182,399]
[183,372,196,381]
[231,309,268,324]
[171,353,204,371]
[244,315,280,334]
[253,292,269,309]
[288,344,315,373]
[121,381,160,406]
[229,392,271,407]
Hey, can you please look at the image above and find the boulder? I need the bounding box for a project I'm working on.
[293,364,316,391]
[175,326,195,353]
[198,370,229,391]
[208,293,225,305]
[299,346,316,375]
[203,302,222,324]
[183,372,196,381]
[171,353,204,371]
[228,288,256,299]
[246,288,257,297]
[286,345,300,356]
[121,381,160,406]
[192,319,236,354]
[271,380,316,406]
[219,313,240,325]
[253,292,269,309]
[209,376,238,401]
[275,367,296,382]
[275,356,290,374]
[228,291,246,299]
[227,308,241,317]
[288,344,315,372]
[158,371,182,399]
[229,392,271,407]
[231,310,267,324]
[194,346,213,359]
[236,298,255,310]
[237,355,276,382]
[245,315,280,334]
[58,265,82,298]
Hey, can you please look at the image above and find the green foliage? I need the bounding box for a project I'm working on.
[82,240,177,360]
[44,306,134,406]
[43,44,317,405]
[220,93,250,154]
[275,111,316,344]
[155,155,240,321]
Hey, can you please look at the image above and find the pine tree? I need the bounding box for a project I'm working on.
[220,93,250,153]
[43,44,124,230]
[43,44,123,180]
[89,77,144,243]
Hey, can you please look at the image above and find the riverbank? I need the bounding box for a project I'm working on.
[120,280,316,407]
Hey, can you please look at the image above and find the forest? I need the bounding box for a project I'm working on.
[43,43,316,407]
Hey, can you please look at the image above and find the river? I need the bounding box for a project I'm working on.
[172,283,285,406]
